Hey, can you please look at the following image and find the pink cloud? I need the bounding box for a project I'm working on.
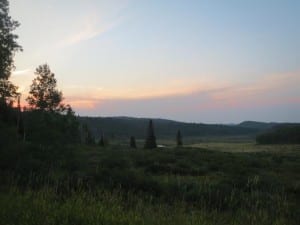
[64,71,299,112]
[203,71,300,109]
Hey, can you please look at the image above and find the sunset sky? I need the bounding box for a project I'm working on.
[9,0,300,123]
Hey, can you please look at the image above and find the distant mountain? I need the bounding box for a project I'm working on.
[237,121,278,130]
[238,121,300,131]
[78,117,270,139]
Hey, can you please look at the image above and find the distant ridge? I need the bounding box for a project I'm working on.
[78,117,281,139]
[237,121,278,130]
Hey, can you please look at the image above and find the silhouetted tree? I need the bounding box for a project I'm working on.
[26,64,63,112]
[80,123,95,145]
[24,67,80,145]
[0,95,13,122]
[256,125,300,144]
[16,95,24,140]
[0,0,22,112]
[0,80,18,105]
[61,105,80,143]
[130,136,136,148]
[23,108,80,145]
[0,0,22,80]
[144,119,157,149]
[176,130,183,147]
[99,132,105,147]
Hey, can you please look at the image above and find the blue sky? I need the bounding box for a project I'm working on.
[9,0,300,123]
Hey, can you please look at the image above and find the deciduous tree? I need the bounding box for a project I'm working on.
[0,0,22,103]
[0,0,22,79]
[26,64,63,112]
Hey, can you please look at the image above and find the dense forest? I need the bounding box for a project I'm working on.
[78,117,276,139]
[256,125,300,144]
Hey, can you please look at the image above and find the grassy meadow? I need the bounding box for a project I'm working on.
[188,142,300,153]
[1,140,299,225]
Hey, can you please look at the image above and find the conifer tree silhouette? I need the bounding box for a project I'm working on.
[130,136,136,148]
[99,133,105,147]
[144,119,157,149]
[176,130,183,147]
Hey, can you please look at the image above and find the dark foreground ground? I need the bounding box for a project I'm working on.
[1,142,299,225]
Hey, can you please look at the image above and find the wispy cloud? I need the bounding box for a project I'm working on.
[206,71,300,108]
[12,69,32,76]
[66,98,98,109]
[63,76,229,103]
[63,71,300,116]
[58,14,123,48]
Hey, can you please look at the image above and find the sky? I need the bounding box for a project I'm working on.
[8,0,300,123]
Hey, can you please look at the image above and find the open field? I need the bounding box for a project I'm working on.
[1,142,299,225]
[188,142,300,153]
[132,137,300,153]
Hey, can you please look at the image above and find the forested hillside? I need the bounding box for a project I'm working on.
[78,117,276,139]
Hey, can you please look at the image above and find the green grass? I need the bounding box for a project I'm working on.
[188,142,300,153]
[0,187,293,225]
[1,143,299,225]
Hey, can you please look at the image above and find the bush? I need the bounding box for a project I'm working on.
[23,110,80,145]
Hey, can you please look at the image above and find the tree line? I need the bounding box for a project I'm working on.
[256,125,300,144]
[0,0,183,149]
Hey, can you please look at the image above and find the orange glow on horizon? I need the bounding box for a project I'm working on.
[62,77,230,101]
[10,70,300,112]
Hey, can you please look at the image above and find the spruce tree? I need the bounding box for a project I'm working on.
[99,133,105,147]
[144,119,157,149]
[130,136,136,148]
[176,130,183,147]
[80,123,94,145]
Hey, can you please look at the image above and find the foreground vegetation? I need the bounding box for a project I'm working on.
[1,142,299,225]
[0,186,293,225]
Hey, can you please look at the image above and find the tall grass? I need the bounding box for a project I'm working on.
[1,144,299,224]
[0,186,292,225]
